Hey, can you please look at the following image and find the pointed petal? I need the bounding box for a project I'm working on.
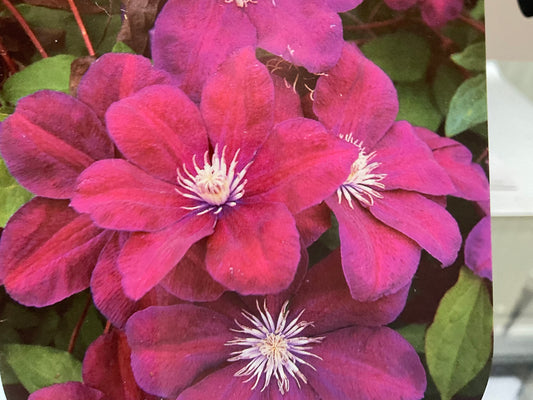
[206,202,300,295]
[151,0,256,101]
[28,383,104,400]
[369,190,461,265]
[272,74,303,124]
[294,203,331,247]
[119,213,216,300]
[314,43,398,149]
[327,197,421,301]
[72,159,188,231]
[126,304,234,398]
[0,197,110,306]
[106,85,208,183]
[77,53,172,121]
[465,216,492,280]
[0,91,112,198]
[246,118,356,214]
[201,47,274,165]
[308,327,426,400]
[327,0,363,12]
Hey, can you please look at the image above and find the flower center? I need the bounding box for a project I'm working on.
[337,133,387,208]
[226,301,324,395]
[176,145,251,215]
[224,0,257,7]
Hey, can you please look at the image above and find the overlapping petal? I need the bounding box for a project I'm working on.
[465,216,492,280]
[28,382,104,400]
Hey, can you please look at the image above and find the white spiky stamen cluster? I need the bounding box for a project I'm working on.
[225,0,257,7]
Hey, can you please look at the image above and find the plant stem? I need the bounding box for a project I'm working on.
[344,17,404,31]
[458,14,485,34]
[67,0,95,56]
[0,36,17,74]
[1,0,48,58]
[68,294,92,353]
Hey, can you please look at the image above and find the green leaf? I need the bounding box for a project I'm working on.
[112,41,136,54]
[396,81,442,131]
[445,74,487,136]
[2,344,82,393]
[0,350,19,385]
[1,54,76,105]
[361,32,431,82]
[470,0,485,20]
[451,42,486,72]
[432,64,464,115]
[396,324,427,354]
[0,158,34,227]
[425,267,492,400]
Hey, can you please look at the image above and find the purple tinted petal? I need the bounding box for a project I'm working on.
[294,204,331,247]
[272,74,303,124]
[314,43,398,149]
[106,85,208,183]
[126,304,234,398]
[0,197,110,306]
[201,47,274,165]
[151,0,256,101]
[420,0,463,27]
[327,0,363,12]
[28,383,104,400]
[465,216,492,280]
[370,190,461,266]
[77,53,172,121]
[327,197,421,301]
[119,213,216,300]
[308,327,426,400]
[72,159,188,231]
[0,91,113,198]
[206,202,300,295]
[246,0,343,72]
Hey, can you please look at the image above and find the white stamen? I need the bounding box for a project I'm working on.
[225,0,257,7]
[176,144,251,215]
[226,301,324,395]
[337,133,386,207]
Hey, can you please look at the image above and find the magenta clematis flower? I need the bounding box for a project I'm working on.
[71,47,356,300]
[312,43,462,301]
[465,215,492,280]
[151,0,363,100]
[125,251,426,399]
[383,0,463,27]
[0,53,171,307]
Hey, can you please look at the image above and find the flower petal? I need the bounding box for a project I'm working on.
[106,85,208,183]
[327,196,421,301]
[0,197,110,306]
[77,53,171,121]
[327,0,363,12]
[420,0,463,27]
[151,0,256,101]
[314,43,398,149]
[119,213,216,300]
[246,118,356,214]
[272,74,303,124]
[294,203,331,247]
[206,202,300,295]
[28,383,104,400]
[126,304,234,398]
[465,216,492,280]
[201,47,274,165]
[0,91,113,198]
[72,159,188,231]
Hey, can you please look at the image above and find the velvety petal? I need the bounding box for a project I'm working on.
[77,53,172,121]
[0,197,110,306]
[290,250,410,335]
[327,196,421,301]
[247,0,343,73]
[106,85,208,183]
[272,74,303,124]
[28,382,104,400]
[294,203,331,247]
[201,47,274,165]
[72,159,188,231]
[308,326,426,400]
[83,330,157,400]
[314,43,398,149]
[206,201,300,295]
[420,0,463,27]
[126,304,234,398]
[246,118,356,214]
[0,91,113,198]
[119,213,216,300]
[465,216,492,280]
[327,0,363,12]
[151,0,256,101]
[161,239,226,302]
[370,190,461,265]
[374,121,455,195]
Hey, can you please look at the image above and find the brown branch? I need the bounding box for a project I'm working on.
[458,14,485,34]
[68,294,92,353]
[1,0,48,58]
[0,36,17,74]
[67,0,95,56]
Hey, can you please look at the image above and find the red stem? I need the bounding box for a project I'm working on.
[0,36,17,74]
[1,0,48,58]
[68,295,92,354]
[67,0,95,56]
[458,14,485,34]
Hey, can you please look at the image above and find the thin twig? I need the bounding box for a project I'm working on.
[68,294,92,353]
[67,0,95,56]
[0,36,17,74]
[103,320,112,334]
[458,14,485,34]
[1,0,48,58]
[475,147,488,164]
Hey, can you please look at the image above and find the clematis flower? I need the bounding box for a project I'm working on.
[72,47,356,300]
[0,53,171,307]
[465,215,491,280]
[383,0,463,27]
[312,43,462,301]
[126,250,426,399]
[151,0,363,100]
